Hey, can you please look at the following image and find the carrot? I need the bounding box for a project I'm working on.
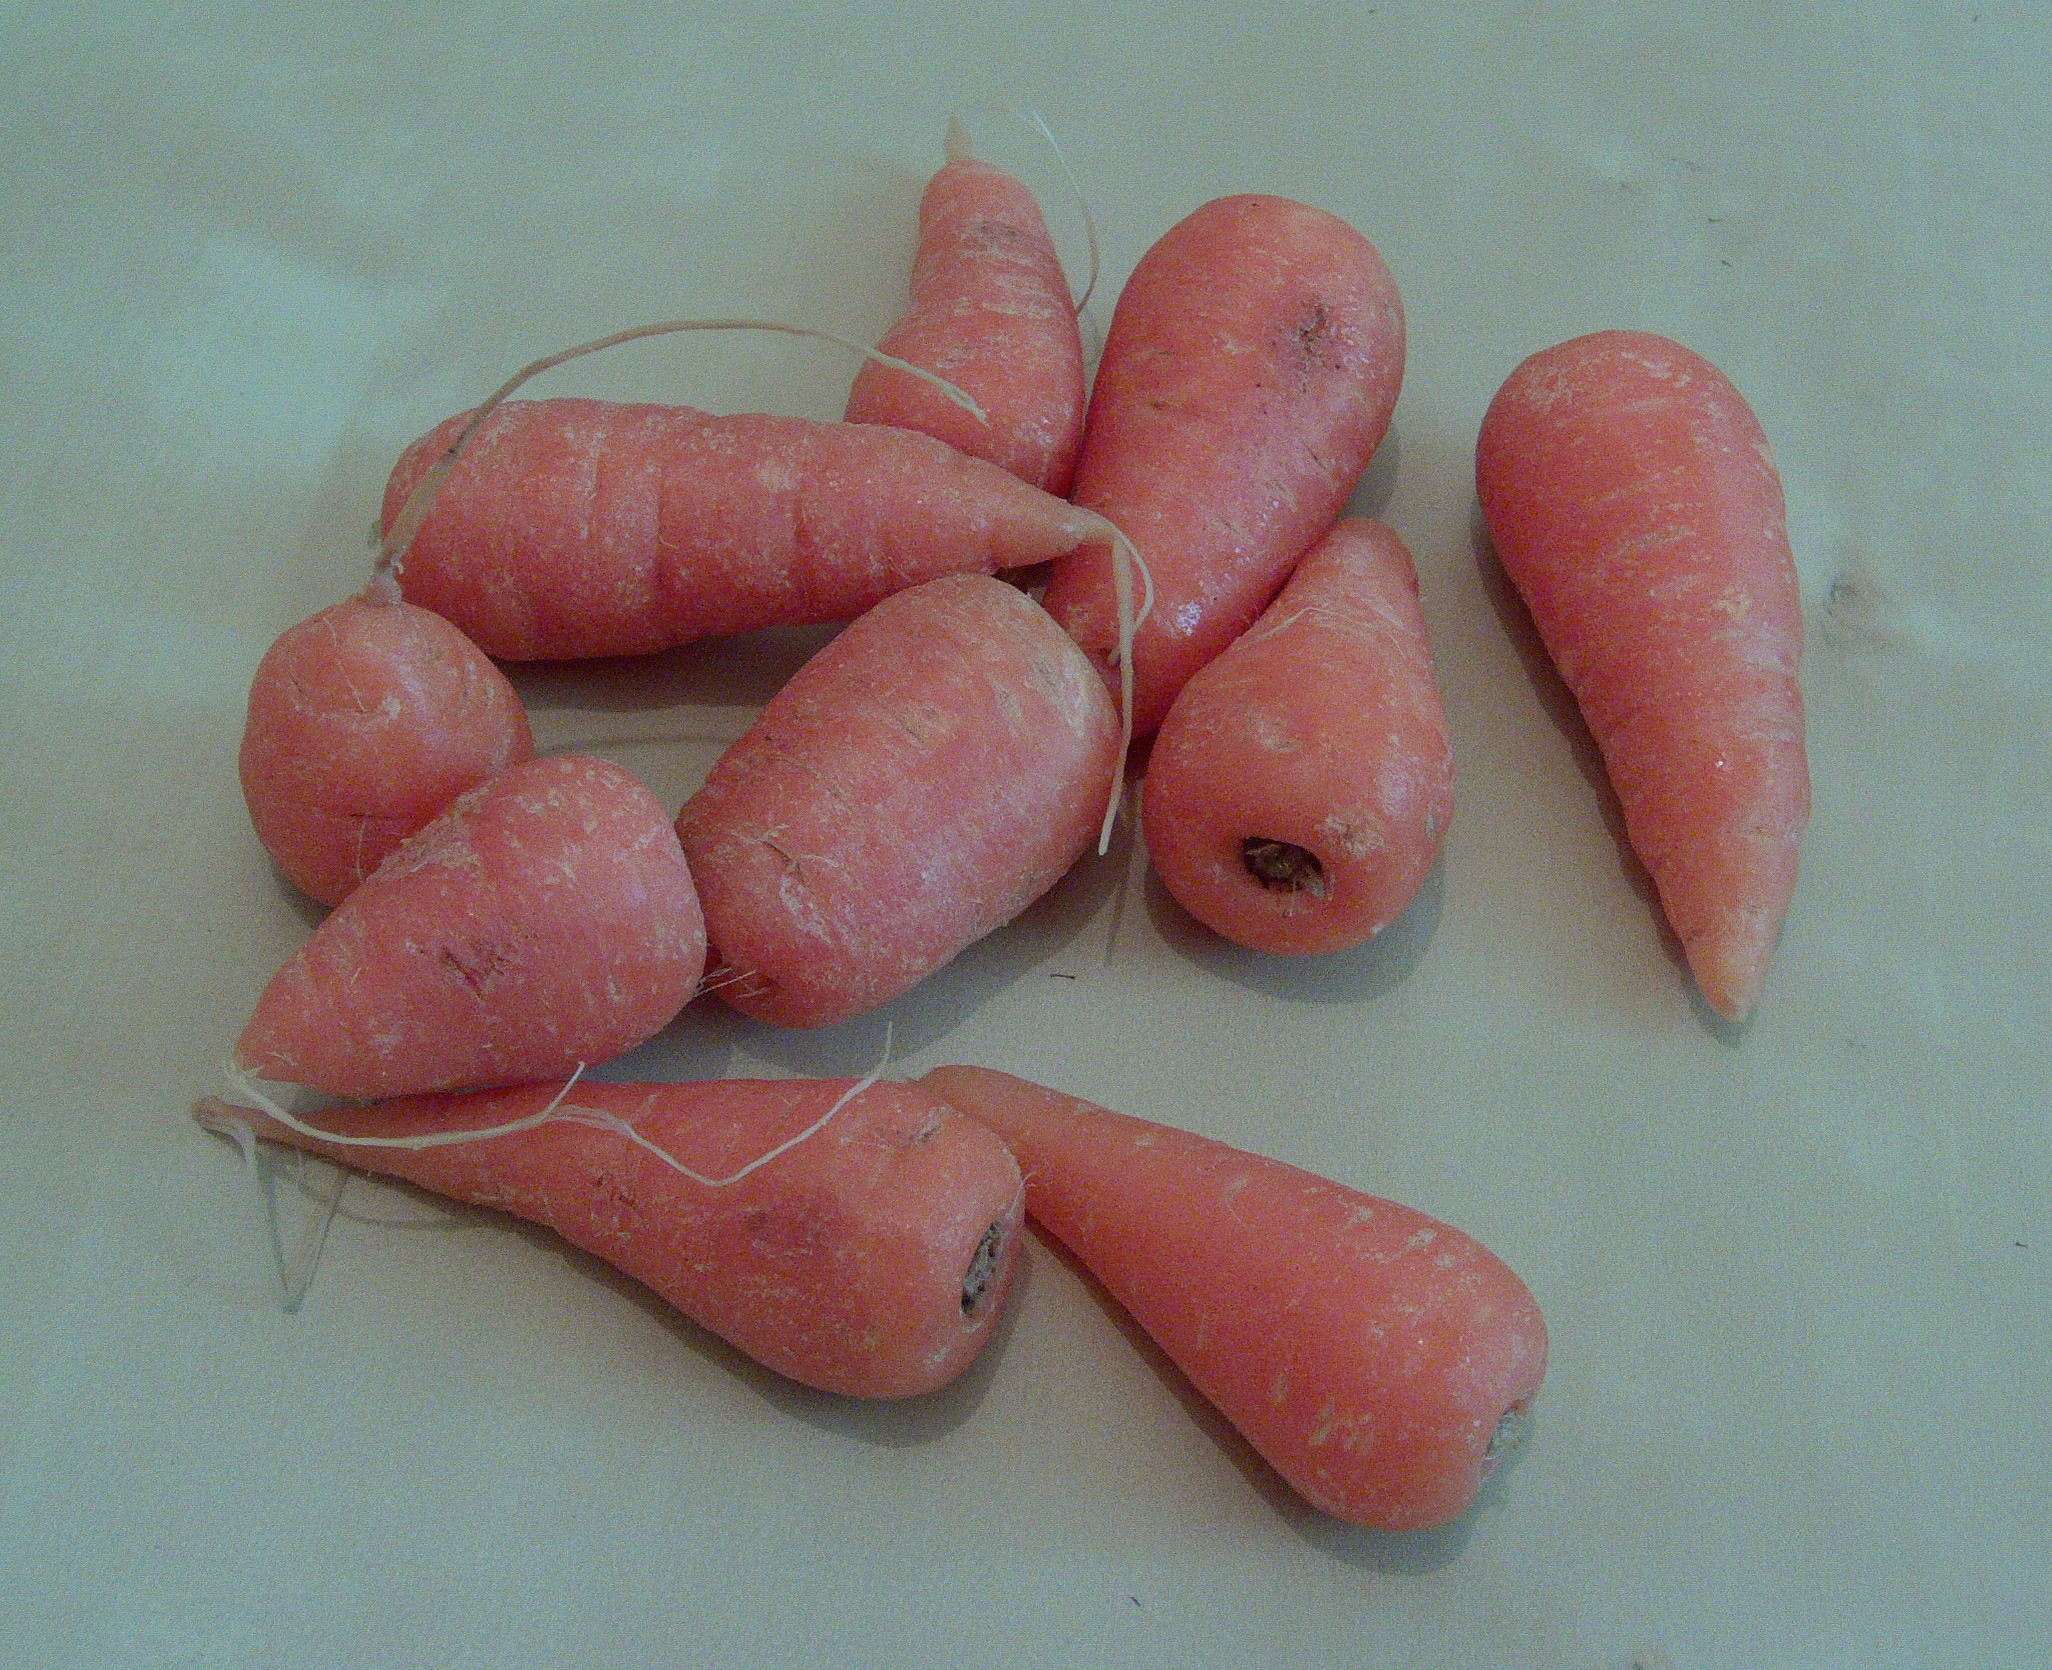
[382,398,1109,661]
[844,119,1086,494]
[236,754,704,1098]
[1475,329,1808,1020]
[1041,194,1406,736]
[916,1066,1547,1530]
[1142,518,1452,954]
[239,578,534,905]
[678,573,1118,1028]
[197,1074,1023,1398]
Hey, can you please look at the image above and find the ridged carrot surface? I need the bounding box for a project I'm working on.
[201,1077,1023,1398]
[1042,194,1405,736]
[382,399,1102,660]
[1476,330,1808,1020]
[917,1066,1547,1530]
[845,152,1084,494]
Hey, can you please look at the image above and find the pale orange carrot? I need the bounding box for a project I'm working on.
[239,578,533,905]
[917,1066,1547,1530]
[199,1075,1023,1398]
[382,399,1107,661]
[1476,329,1808,1020]
[1142,518,1452,953]
[845,123,1085,493]
[1042,194,1405,736]
[237,755,704,1097]
[678,573,1117,1028]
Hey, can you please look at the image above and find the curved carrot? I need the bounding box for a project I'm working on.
[1475,329,1808,1020]
[198,1076,1023,1398]
[1142,518,1452,954]
[239,581,534,905]
[1042,194,1406,736]
[916,1066,1547,1530]
[845,125,1085,494]
[678,574,1118,1029]
[382,399,1105,661]
[237,755,705,1097]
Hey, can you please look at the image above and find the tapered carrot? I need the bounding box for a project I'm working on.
[1042,194,1406,736]
[237,755,704,1098]
[679,573,1117,1028]
[845,121,1085,494]
[382,399,1109,661]
[198,1075,1023,1398]
[1475,329,1808,1020]
[239,579,534,905]
[1142,518,1452,954]
[916,1066,1547,1530]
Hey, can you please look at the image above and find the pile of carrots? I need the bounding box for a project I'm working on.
[208,124,1808,1534]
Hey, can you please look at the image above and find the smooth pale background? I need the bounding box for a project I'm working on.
[2,2,2046,1665]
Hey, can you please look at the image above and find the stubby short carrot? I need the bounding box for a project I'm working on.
[846,127,1084,494]
[917,1066,1547,1530]
[1476,329,1808,1020]
[1042,194,1406,736]
[383,399,1107,661]
[239,578,533,905]
[679,574,1117,1029]
[1143,518,1452,954]
[199,1076,1023,1398]
[237,755,704,1097]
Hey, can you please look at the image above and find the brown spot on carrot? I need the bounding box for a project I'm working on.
[1485,1401,1532,1465]
[1242,837,1327,898]
[434,939,512,996]
[961,1215,1009,1315]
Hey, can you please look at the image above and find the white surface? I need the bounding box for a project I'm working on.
[3,4,2048,1666]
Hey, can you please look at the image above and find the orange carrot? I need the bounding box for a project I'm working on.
[237,755,704,1097]
[917,1066,1548,1530]
[845,123,1084,494]
[1142,518,1452,954]
[198,1075,1023,1398]
[1475,329,1808,1020]
[1042,195,1406,736]
[239,578,534,905]
[382,399,1108,661]
[678,573,1118,1028]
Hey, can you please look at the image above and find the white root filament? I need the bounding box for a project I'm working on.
[1072,513,1155,854]
[202,1027,896,1192]
[947,107,1101,318]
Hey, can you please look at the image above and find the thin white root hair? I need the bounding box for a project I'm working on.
[1020,108,1101,317]
[1071,512,1155,854]
[374,320,989,583]
[201,1026,898,1193]
[209,1061,590,1151]
[193,1101,347,1312]
[279,1155,348,1313]
[694,965,767,999]
[949,107,1102,318]
[555,1021,894,1189]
